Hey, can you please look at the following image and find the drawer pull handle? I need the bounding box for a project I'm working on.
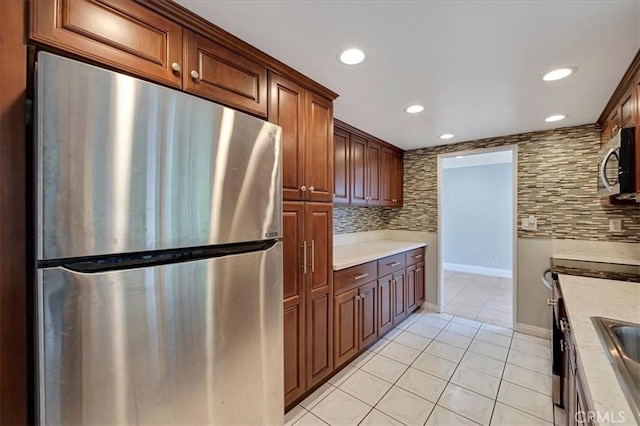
[354,273,369,281]
[414,254,423,259]
[388,262,401,267]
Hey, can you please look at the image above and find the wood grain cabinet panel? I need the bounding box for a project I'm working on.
[358,281,378,348]
[350,134,368,206]
[334,289,359,368]
[378,275,394,336]
[282,202,305,405]
[620,85,636,129]
[305,203,333,387]
[333,127,350,204]
[367,141,382,205]
[381,148,395,206]
[184,29,267,116]
[30,0,183,87]
[392,272,407,324]
[269,74,305,201]
[305,93,334,202]
[405,264,417,313]
[416,261,425,306]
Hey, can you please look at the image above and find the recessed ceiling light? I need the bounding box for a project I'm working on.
[440,133,454,139]
[339,48,365,65]
[456,155,464,159]
[543,67,576,81]
[405,105,424,114]
[545,114,566,122]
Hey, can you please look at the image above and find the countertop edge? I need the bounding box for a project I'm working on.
[558,274,638,426]
[333,241,428,271]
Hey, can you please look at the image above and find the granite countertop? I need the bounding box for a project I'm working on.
[559,274,640,425]
[333,240,427,270]
[553,253,640,266]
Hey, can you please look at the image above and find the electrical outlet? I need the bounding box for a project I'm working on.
[610,219,622,232]
[522,215,538,231]
[492,259,498,266]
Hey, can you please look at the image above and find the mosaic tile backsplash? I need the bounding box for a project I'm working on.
[334,124,640,242]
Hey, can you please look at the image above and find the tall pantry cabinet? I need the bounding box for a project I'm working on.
[268,72,335,407]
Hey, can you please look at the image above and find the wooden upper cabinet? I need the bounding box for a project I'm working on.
[381,148,395,206]
[350,134,368,206]
[305,93,334,202]
[269,73,305,201]
[367,141,382,205]
[620,85,636,129]
[392,151,404,206]
[30,0,183,87]
[184,29,267,117]
[333,127,350,204]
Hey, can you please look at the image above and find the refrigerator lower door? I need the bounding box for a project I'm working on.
[38,243,283,425]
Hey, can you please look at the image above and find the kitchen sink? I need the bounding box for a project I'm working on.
[593,317,640,421]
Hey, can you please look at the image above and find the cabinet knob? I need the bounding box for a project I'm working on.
[300,185,307,192]
[190,70,200,80]
[355,295,361,301]
[360,293,365,299]
[171,62,181,73]
[309,186,315,192]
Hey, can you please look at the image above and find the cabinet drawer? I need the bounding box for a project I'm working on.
[30,0,183,88]
[184,29,268,117]
[334,262,377,294]
[377,253,405,276]
[405,247,425,266]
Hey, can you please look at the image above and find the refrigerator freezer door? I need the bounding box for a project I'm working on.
[37,52,282,261]
[38,242,283,425]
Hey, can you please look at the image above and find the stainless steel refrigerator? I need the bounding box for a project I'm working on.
[35,52,283,425]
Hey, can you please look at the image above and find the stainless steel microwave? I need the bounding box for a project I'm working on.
[597,127,636,199]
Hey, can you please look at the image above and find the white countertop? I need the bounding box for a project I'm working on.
[554,253,640,266]
[559,274,640,425]
[333,239,427,270]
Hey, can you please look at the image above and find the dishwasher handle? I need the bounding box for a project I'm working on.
[541,268,553,290]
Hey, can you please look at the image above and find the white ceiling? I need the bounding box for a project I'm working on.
[177,0,640,150]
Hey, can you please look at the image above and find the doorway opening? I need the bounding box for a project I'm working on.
[437,146,517,329]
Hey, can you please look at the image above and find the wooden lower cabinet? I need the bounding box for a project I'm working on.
[405,262,426,312]
[416,261,425,306]
[392,272,407,324]
[283,202,333,407]
[334,280,378,369]
[378,275,394,336]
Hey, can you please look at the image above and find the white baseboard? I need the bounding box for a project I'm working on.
[444,262,512,278]
[421,302,439,313]
[514,322,552,340]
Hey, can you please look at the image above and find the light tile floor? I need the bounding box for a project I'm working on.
[286,309,565,426]
[443,271,513,328]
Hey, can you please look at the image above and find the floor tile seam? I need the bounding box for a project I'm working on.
[425,322,495,426]
[507,346,552,363]
[499,374,552,398]
[487,326,513,425]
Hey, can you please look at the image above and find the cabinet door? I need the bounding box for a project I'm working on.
[282,202,305,405]
[381,148,394,206]
[358,281,378,349]
[405,265,417,313]
[305,203,333,386]
[620,85,636,129]
[377,275,394,336]
[415,261,425,305]
[269,73,306,201]
[367,141,382,205]
[333,127,350,204]
[30,0,183,87]
[392,152,404,206]
[350,134,368,206]
[184,29,268,117]
[392,272,407,324]
[334,289,358,368]
[305,93,334,202]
